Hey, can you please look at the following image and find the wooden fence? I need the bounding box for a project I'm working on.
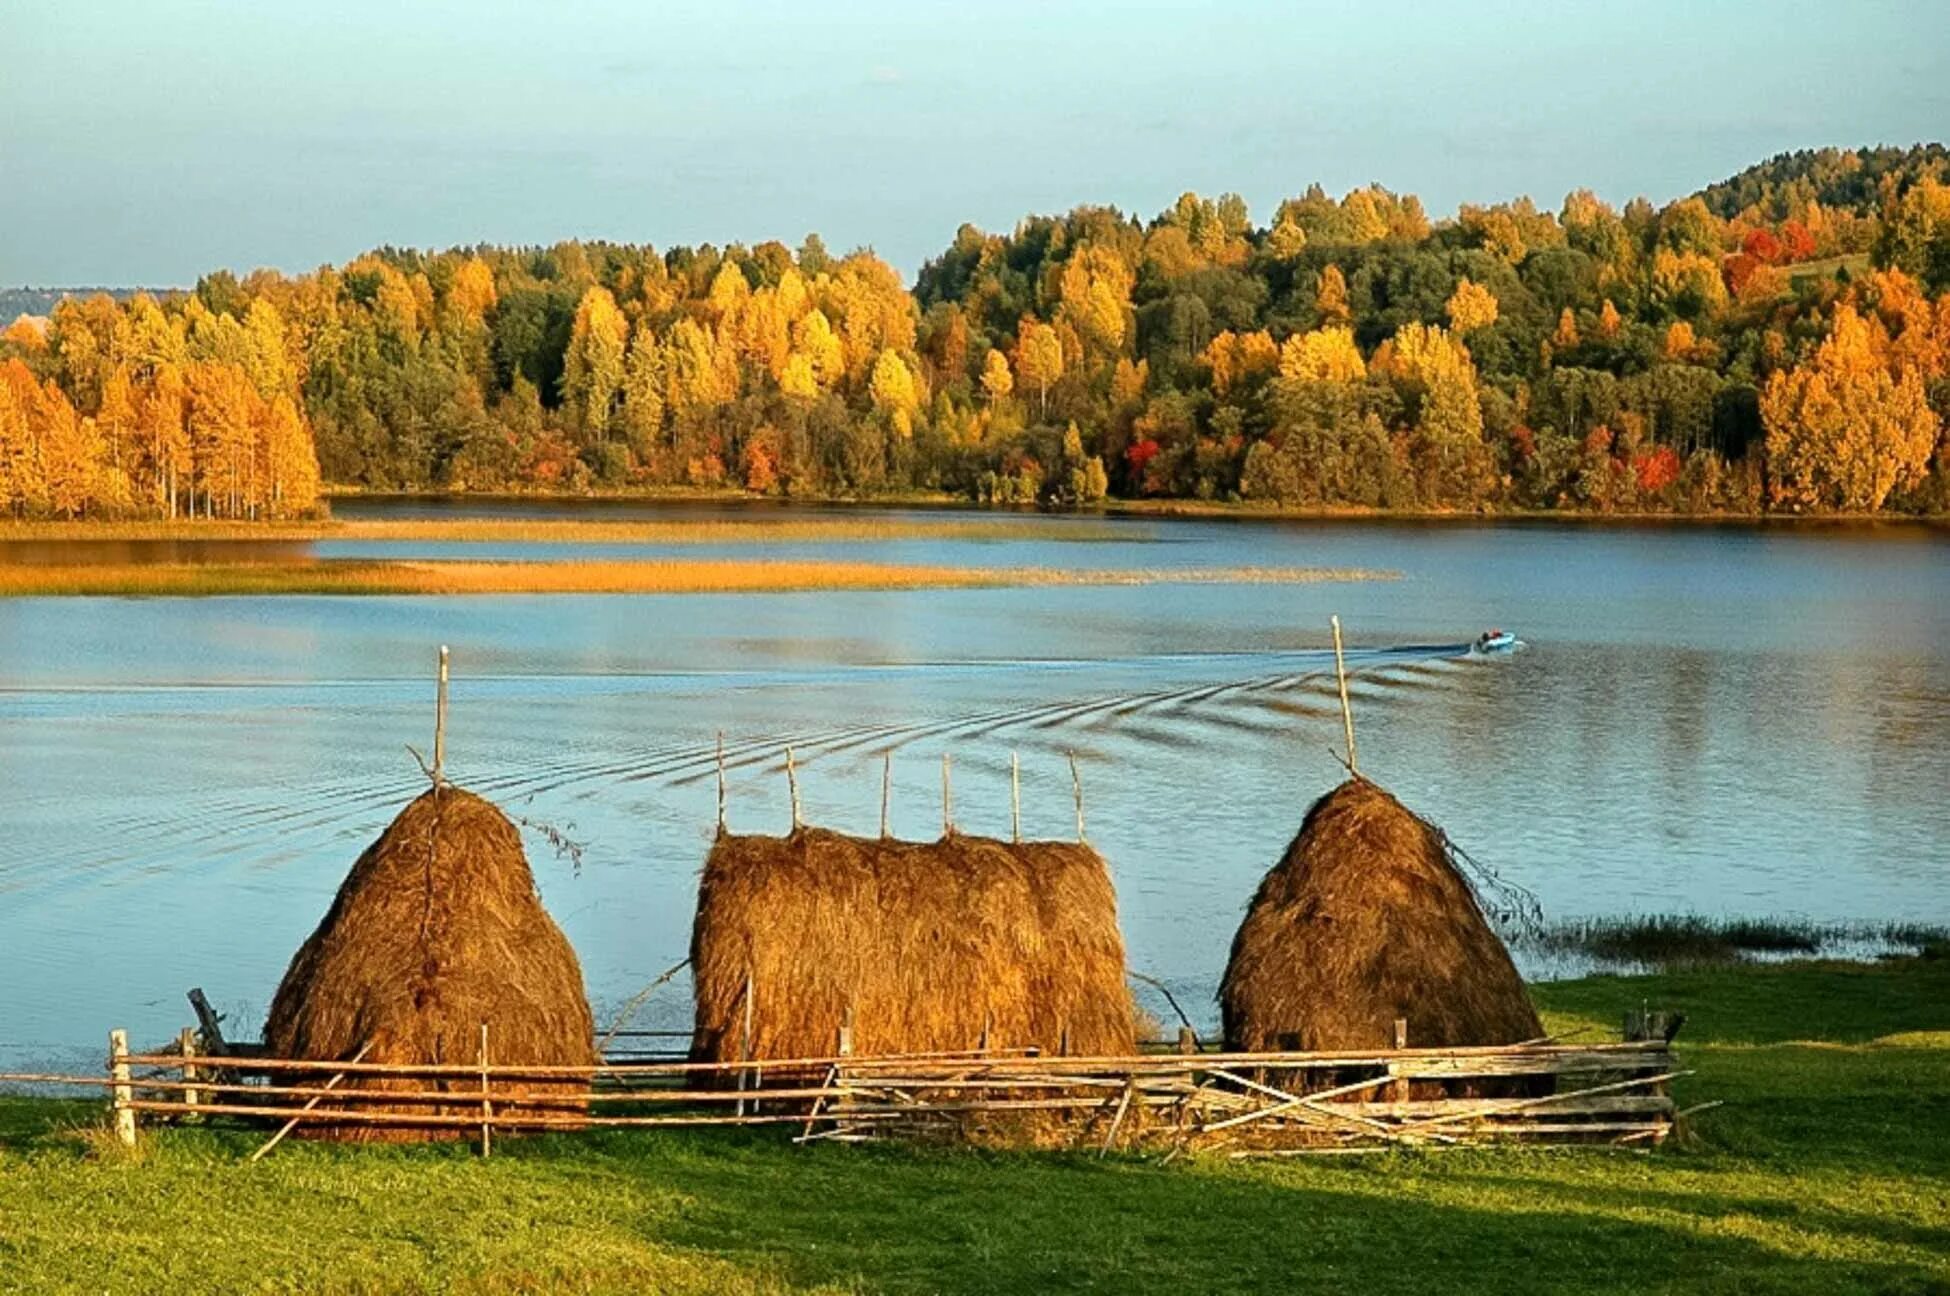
[1,1030,1683,1159]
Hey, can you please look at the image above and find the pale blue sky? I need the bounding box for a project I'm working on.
[3,0,1945,285]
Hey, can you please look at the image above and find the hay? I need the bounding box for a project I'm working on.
[1220,779,1542,1056]
[262,786,596,1141]
[689,828,1137,1066]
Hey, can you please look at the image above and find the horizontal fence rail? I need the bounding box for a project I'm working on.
[0,1031,1685,1159]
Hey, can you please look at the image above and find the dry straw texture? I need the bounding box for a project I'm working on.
[263,787,596,1141]
[1221,779,1542,1055]
[690,828,1137,1067]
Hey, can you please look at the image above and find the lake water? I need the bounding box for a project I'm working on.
[3,502,1946,1069]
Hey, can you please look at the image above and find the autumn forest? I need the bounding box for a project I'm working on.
[5,144,1950,521]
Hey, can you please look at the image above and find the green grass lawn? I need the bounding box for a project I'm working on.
[3,957,1946,1295]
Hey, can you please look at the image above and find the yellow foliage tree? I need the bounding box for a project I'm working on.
[449,257,498,322]
[979,348,1014,403]
[1652,248,1729,318]
[1200,329,1278,394]
[1760,305,1938,511]
[1377,323,1488,503]
[870,349,920,436]
[1315,265,1350,324]
[1014,319,1064,418]
[1278,327,1367,384]
[562,287,630,439]
[39,382,100,518]
[792,309,844,389]
[1445,278,1500,334]
[779,351,819,401]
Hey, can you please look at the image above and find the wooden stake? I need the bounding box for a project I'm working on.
[479,1022,492,1157]
[108,1029,135,1148]
[249,1042,372,1163]
[715,731,726,836]
[941,753,953,836]
[785,747,801,831]
[433,645,450,786]
[1010,752,1021,843]
[1391,1017,1410,1103]
[880,752,891,839]
[1099,1079,1135,1157]
[1330,616,1357,775]
[178,1027,200,1120]
[1068,751,1086,843]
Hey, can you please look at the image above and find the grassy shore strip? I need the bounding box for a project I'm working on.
[1521,915,1950,966]
[0,516,1135,545]
[1,957,1944,1294]
[0,560,1396,597]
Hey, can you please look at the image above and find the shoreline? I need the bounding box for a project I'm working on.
[0,559,1396,598]
[1,490,1942,539]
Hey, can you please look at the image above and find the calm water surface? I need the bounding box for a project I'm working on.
[3,504,1946,1068]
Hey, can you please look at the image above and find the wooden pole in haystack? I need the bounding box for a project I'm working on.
[1068,751,1086,843]
[433,645,451,786]
[1011,751,1021,843]
[785,747,802,831]
[1330,616,1357,775]
[715,731,727,836]
[941,753,954,836]
[880,752,892,838]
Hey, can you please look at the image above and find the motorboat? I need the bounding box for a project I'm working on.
[1473,628,1519,654]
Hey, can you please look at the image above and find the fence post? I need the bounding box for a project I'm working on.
[108,1029,135,1148]
[178,1027,200,1121]
[1176,1026,1197,1056]
[1389,1017,1410,1104]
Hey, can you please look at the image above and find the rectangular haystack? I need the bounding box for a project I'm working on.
[689,828,1136,1066]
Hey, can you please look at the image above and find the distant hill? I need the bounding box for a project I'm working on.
[1,286,181,320]
[1695,144,1949,219]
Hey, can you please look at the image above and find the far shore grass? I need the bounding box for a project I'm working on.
[2,955,1944,1294]
[0,559,1396,597]
[0,515,1133,545]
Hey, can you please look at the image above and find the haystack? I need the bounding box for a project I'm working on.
[263,786,596,1141]
[689,828,1136,1066]
[1220,779,1541,1056]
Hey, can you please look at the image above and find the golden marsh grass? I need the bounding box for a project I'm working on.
[0,516,1132,545]
[0,559,1396,597]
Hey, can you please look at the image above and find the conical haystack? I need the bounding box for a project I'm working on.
[1220,779,1541,1055]
[263,786,596,1141]
[690,827,1136,1067]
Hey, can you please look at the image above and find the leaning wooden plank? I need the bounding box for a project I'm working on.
[249,1043,372,1162]
[1393,1070,1691,1136]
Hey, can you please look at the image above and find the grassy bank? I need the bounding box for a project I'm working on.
[2,956,1945,1294]
[1522,915,1950,967]
[0,516,1130,545]
[0,560,1391,597]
